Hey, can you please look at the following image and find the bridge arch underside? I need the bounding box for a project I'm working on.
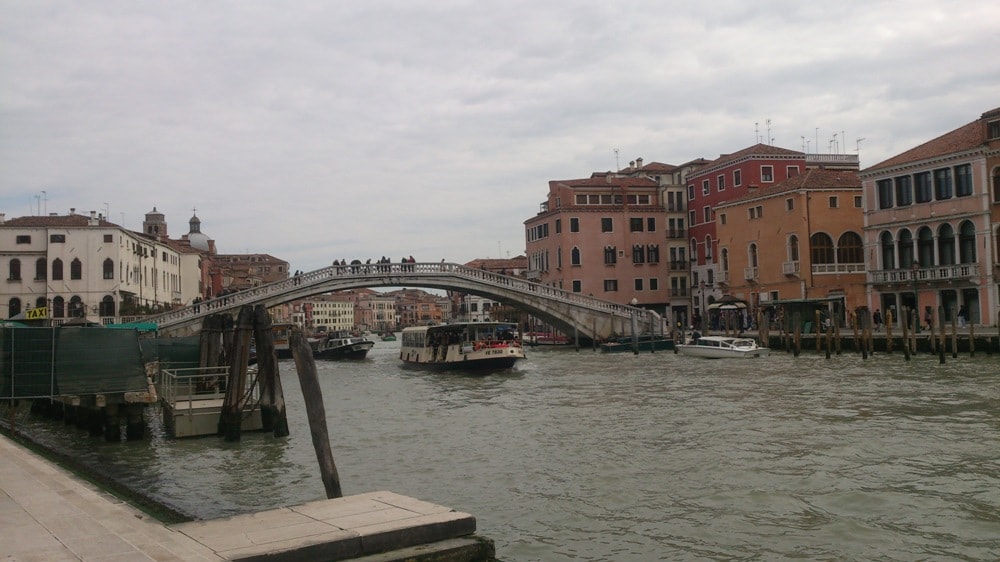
[157,273,653,343]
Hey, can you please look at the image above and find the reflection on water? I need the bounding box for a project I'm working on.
[13,341,1000,560]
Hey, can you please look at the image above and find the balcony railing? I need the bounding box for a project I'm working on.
[743,267,758,281]
[782,261,800,276]
[666,229,687,239]
[868,264,980,285]
[669,261,689,271]
[670,288,689,297]
[812,263,865,275]
[718,271,730,284]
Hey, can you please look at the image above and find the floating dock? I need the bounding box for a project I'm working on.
[0,433,495,561]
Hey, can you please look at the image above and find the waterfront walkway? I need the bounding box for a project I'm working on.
[1,433,490,561]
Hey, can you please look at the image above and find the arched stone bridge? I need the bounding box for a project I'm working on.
[147,262,662,342]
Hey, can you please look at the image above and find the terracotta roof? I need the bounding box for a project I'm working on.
[637,161,677,173]
[864,117,988,172]
[694,143,803,174]
[0,214,119,228]
[717,168,861,207]
[553,175,659,189]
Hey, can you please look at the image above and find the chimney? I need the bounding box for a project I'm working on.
[88,210,99,226]
[636,157,643,169]
[70,207,76,215]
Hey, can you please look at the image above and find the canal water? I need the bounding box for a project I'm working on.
[15,340,1000,561]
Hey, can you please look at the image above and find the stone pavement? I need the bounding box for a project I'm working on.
[1,434,488,561]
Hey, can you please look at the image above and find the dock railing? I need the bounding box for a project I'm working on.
[159,365,259,418]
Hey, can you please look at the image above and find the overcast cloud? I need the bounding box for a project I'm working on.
[2,1,998,271]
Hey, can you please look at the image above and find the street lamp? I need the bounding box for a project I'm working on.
[911,260,920,334]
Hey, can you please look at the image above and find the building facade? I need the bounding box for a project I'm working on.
[716,168,866,320]
[861,108,1000,326]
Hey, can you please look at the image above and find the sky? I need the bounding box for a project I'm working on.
[2,1,998,273]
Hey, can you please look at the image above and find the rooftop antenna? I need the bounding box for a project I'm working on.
[766,118,772,145]
[856,137,866,159]
[815,128,819,153]
[755,122,760,143]
[42,190,47,215]
[614,148,620,171]
[801,135,806,152]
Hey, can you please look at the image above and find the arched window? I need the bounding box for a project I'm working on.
[35,296,46,309]
[837,232,864,263]
[958,221,976,264]
[52,258,63,280]
[68,296,85,318]
[52,296,65,318]
[103,258,114,280]
[571,247,581,266]
[992,167,1000,203]
[937,224,956,265]
[631,245,645,264]
[917,226,935,267]
[880,231,895,270]
[721,248,730,273]
[810,233,834,264]
[788,235,799,262]
[35,258,47,280]
[748,243,759,267]
[8,298,21,318]
[705,235,713,261]
[8,259,21,281]
[690,238,698,262]
[70,258,83,280]
[897,229,914,268]
[99,295,116,317]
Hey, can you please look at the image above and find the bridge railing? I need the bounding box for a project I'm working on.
[147,262,657,331]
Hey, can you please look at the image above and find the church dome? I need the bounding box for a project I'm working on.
[187,213,211,251]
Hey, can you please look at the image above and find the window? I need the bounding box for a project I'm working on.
[632,245,645,264]
[70,258,82,280]
[50,234,66,243]
[52,258,63,280]
[8,259,21,281]
[570,218,580,232]
[649,278,658,291]
[761,165,774,182]
[989,120,1000,139]
[733,169,742,187]
[572,280,581,293]
[16,235,30,244]
[786,198,794,211]
[103,258,114,280]
[689,210,696,226]
[604,279,618,292]
[895,176,913,206]
[555,219,561,234]
[629,218,642,232]
[647,244,660,263]
[626,194,651,205]
[810,233,835,264]
[955,164,972,197]
[35,258,46,280]
[829,196,839,208]
[720,213,727,225]
[604,246,617,265]
[717,174,726,191]
[915,172,932,203]
[788,235,800,261]
[703,206,711,223]
[854,195,862,208]
[749,205,763,219]
[8,298,21,318]
[688,185,695,200]
[959,220,977,263]
[602,218,614,232]
[705,235,713,261]
[787,165,800,177]
[646,217,655,232]
[837,232,864,263]
[52,296,64,318]
[104,234,113,243]
[571,247,581,266]
[934,168,953,200]
[634,278,644,291]
[877,179,894,209]
[880,231,895,269]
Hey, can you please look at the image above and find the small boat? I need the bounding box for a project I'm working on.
[271,323,322,359]
[675,335,769,359]
[400,322,526,370]
[314,331,375,360]
[600,334,674,353]
[523,331,570,346]
[381,332,397,341]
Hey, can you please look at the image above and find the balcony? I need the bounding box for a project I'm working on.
[526,269,542,281]
[666,229,687,239]
[670,288,689,297]
[669,261,689,271]
[782,261,800,276]
[811,263,866,275]
[743,267,758,281]
[868,264,980,285]
[718,271,730,284]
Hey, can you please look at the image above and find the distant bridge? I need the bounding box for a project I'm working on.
[147,262,662,342]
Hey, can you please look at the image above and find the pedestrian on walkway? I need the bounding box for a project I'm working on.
[873,308,883,332]
[957,305,967,328]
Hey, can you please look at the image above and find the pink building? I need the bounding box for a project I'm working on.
[861,108,1000,327]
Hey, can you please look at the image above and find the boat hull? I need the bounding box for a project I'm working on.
[315,337,374,360]
[400,322,526,371]
[600,337,674,353]
[675,345,769,359]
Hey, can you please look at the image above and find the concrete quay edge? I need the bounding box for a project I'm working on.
[1,432,491,561]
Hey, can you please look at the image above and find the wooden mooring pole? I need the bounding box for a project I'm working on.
[253,305,289,438]
[937,306,946,364]
[950,308,958,359]
[885,309,894,354]
[291,328,343,499]
[969,321,975,357]
[218,305,254,441]
[900,308,910,361]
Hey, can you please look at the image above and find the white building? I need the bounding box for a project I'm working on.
[0,210,198,323]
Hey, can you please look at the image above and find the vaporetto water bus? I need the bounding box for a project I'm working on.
[400,322,526,370]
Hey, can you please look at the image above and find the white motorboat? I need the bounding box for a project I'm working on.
[675,335,770,359]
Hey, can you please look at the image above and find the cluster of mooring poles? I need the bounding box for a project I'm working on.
[207,304,342,499]
[770,306,996,363]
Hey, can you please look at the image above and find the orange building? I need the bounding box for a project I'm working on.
[715,168,866,322]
